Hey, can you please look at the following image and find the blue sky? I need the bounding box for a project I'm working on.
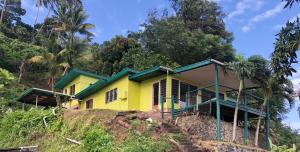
[21,0,300,130]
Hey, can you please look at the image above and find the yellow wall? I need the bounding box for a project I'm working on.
[78,73,226,112]
[63,75,98,109]
[81,75,129,111]
[138,75,167,111]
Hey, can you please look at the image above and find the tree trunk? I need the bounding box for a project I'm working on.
[18,61,25,83]
[62,66,69,76]
[254,97,267,147]
[37,7,51,36]
[34,2,40,26]
[0,0,7,24]
[232,80,243,142]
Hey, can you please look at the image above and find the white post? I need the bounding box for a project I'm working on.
[35,95,39,108]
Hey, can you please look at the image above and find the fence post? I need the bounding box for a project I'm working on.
[161,96,164,120]
[171,96,175,120]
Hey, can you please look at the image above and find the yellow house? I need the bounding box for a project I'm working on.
[18,59,270,144]
[54,59,262,117]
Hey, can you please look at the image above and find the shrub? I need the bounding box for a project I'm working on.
[120,133,171,152]
[83,127,114,152]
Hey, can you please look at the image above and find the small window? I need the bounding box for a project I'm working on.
[113,88,117,100]
[70,84,75,95]
[64,89,67,94]
[105,88,118,103]
[86,99,93,109]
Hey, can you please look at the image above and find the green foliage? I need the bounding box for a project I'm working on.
[0,68,14,89]
[83,127,115,152]
[0,32,43,72]
[0,108,59,147]
[170,0,233,42]
[120,133,172,152]
[270,138,296,152]
[273,122,299,147]
[120,47,179,71]
[271,17,299,81]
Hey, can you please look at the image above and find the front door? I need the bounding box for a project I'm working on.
[153,82,159,106]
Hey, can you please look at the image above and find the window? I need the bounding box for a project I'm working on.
[171,79,179,103]
[105,88,118,103]
[171,79,198,103]
[160,79,166,102]
[70,84,75,95]
[113,88,117,100]
[86,99,93,109]
[64,89,67,94]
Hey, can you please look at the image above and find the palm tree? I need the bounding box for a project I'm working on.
[0,0,8,24]
[227,55,254,142]
[29,36,68,91]
[53,0,94,67]
[248,55,294,147]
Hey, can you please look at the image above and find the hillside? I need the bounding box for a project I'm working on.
[0,109,174,152]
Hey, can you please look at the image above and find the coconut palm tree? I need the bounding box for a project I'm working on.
[248,55,294,147]
[53,0,94,67]
[227,55,254,142]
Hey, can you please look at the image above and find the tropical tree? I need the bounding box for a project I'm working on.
[0,0,25,25]
[271,0,300,81]
[248,55,294,147]
[53,0,94,67]
[226,55,254,142]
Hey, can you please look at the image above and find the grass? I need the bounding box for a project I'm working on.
[0,108,173,152]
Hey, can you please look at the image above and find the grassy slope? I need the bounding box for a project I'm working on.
[0,109,173,152]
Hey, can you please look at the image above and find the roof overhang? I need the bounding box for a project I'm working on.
[54,68,107,90]
[17,88,71,107]
[76,68,139,99]
[129,66,174,82]
[174,59,258,92]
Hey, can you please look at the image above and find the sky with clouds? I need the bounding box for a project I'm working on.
[21,0,300,130]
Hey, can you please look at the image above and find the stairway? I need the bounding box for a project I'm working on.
[163,123,203,152]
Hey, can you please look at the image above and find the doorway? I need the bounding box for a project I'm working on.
[153,82,159,106]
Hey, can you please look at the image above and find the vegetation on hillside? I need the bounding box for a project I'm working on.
[0,109,172,152]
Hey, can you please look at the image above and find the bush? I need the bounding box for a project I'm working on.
[83,127,114,152]
[120,133,171,152]
[0,108,60,147]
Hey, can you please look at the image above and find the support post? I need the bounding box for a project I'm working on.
[214,64,221,141]
[171,96,175,120]
[161,96,164,120]
[35,95,39,108]
[265,100,270,150]
[243,78,249,144]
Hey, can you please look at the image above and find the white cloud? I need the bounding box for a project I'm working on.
[228,0,263,19]
[242,25,251,32]
[241,2,285,32]
[251,2,285,23]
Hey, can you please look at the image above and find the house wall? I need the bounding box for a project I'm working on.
[138,75,167,111]
[81,76,129,111]
[76,73,228,112]
[62,75,98,109]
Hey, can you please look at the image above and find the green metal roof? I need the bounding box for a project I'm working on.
[54,68,107,89]
[75,68,139,99]
[129,66,174,82]
[17,88,71,107]
[174,59,224,73]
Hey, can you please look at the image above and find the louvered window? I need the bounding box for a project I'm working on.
[160,79,166,102]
